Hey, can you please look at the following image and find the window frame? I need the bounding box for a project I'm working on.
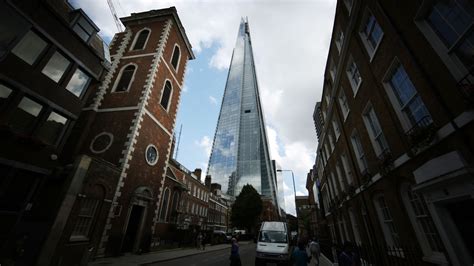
[65,67,91,98]
[346,56,363,96]
[362,103,389,156]
[11,30,48,66]
[159,187,171,222]
[338,88,350,121]
[41,51,72,84]
[160,79,173,111]
[359,9,384,61]
[373,194,401,248]
[145,144,159,166]
[111,63,137,93]
[400,183,447,264]
[350,130,368,173]
[415,0,474,81]
[130,28,151,51]
[170,44,181,72]
[335,28,345,53]
[70,197,100,241]
[382,58,432,132]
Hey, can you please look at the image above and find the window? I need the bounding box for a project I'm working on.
[346,57,362,94]
[66,68,90,97]
[383,61,432,130]
[350,131,368,173]
[341,153,354,185]
[41,52,71,83]
[328,129,335,151]
[171,45,180,70]
[159,188,170,221]
[0,83,13,108]
[425,0,474,69]
[332,119,341,140]
[73,16,96,42]
[349,208,362,244]
[8,97,43,133]
[36,111,68,146]
[338,88,350,120]
[171,191,179,215]
[11,31,47,65]
[70,198,99,239]
[360,11,384,58]
[363,104,389,156]
[401,184,446,260]
[330,172,339,196]
[374,194,400,246]
[113,65,136,92]
[160,80,172,110]
[324,142,331,160]
[132,29,150,50]
[335,163,346,192]
[335,29,345,53]
[344,0,353,13]
[330,59,336,81]
[145,144,158,166]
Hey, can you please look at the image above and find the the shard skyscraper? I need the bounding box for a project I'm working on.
[207,18,278,206]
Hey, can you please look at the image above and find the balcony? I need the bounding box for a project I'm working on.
[377,149,394,176]
[406,116,437,155]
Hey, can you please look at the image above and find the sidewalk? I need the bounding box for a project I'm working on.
[89,242,252,266]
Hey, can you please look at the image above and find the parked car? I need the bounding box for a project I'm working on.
[211,231,228,244]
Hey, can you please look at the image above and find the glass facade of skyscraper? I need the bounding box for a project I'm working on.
[207,19,277,206]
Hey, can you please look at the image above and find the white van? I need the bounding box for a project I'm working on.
[255,221,292,266]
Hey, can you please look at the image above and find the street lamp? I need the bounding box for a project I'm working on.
[277,169,297,217]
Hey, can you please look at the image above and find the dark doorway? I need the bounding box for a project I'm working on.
[447,198,474,259]
[122,205,144,253]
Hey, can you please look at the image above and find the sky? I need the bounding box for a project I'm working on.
[70,0,337,215]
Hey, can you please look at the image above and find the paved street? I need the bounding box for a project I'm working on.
[147,243,256,266]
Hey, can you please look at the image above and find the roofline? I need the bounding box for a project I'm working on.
[120,7,195,59]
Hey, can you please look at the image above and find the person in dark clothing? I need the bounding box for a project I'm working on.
[230,238,242,266]
[338,241,359,266]
[292,240,310,266]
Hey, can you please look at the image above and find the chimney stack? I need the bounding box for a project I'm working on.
[205,175,211,188]
[193,168,202,181]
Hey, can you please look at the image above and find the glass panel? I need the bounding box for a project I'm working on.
[160,81,172,109]
[73,24,90,42]
[78,17,95,34]
[66,68,90,97]
[455,28,474,68]
[115,65,135,92]
[11,31,47,65]
[0,84,12,107]
[8,97,42,133]
[36,111,67,145]
[41,52,70,83]
[171,46,180,69]
[133,30,149,50]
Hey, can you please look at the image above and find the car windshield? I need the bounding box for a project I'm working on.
[259,230,287,243]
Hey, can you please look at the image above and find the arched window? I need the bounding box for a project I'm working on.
[160,80,172,110]
[171,45,180,70]
[132,29,150,50]
[170,191,179,222]
[159,188,170,222]
[400,183,446,262]
[114,65,136,92]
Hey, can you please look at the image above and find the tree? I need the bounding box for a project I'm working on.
[230,184,263,233]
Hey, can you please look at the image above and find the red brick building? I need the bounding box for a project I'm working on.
[207,181,230,233]
[42,7,195,264]
[313,0,473,265]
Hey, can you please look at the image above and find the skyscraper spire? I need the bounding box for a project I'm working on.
[207,19,278,207]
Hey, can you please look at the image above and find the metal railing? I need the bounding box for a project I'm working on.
[458,67,474,106]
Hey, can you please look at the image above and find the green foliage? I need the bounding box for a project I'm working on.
[230,184,263,232]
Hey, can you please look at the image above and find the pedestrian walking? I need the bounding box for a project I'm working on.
[338,241,358,266]
[291,240,310,266]
[229,238,242,266]
[308,237,320,266]
[197,233,203,250]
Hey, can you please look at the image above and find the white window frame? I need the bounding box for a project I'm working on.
[341,153,354,185]
[349,208,362,244]
[335,28,345,53]
[362,103,389,156]
[159,187,171,222]
[359,9,384,61]
[328,128,335,152]
[335,162,346,193]
[160,79,173,112]
[400,183,447,264]
[170,43,182,72]
[330,172,339,196]
[415,1,474,81]
[350,130,368,173]
[338,88,350,121]
[111,63,137,93]
[332,118,341,140]
[330,58,336,81]
[324,142,331,160]
[373,194,400,247]
[382,58,432,132]
[346,56,363,96]
[130,28,151,51]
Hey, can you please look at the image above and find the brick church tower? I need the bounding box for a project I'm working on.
[42,7,194,263]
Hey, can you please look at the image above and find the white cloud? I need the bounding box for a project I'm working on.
[209,96,218,105]
[195,136,212,158]
[182,85,189,93]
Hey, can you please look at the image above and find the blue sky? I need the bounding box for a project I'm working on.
[71,0,337,215]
